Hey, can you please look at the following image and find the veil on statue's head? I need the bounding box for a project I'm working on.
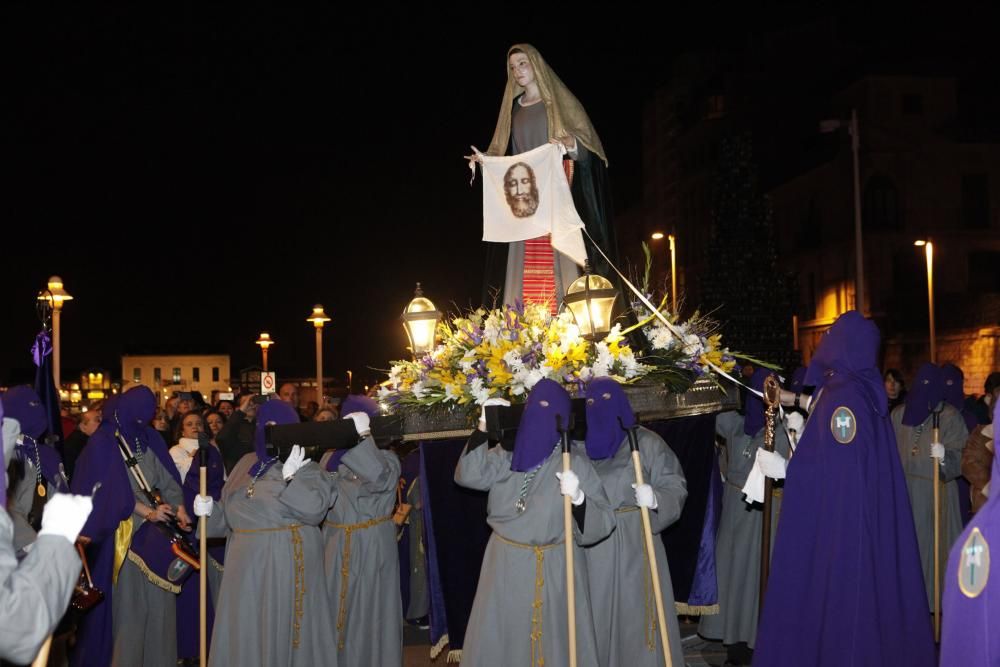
[487,43,607,166]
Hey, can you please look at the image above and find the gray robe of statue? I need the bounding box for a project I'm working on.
[112,448,185,667]
[891,403,969,610]
[0,507,81,664]
[698,410,789,648]
[202,453,334,667]
[583,427,687,667]
[320,437,402,667]
[455,437,616,667]
[9,459,62,554]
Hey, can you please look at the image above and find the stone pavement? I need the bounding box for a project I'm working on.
[402,619,730,666]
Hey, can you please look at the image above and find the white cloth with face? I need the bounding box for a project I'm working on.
[477,142,587,267]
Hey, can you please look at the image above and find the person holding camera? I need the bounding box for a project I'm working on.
[217,392,260,474]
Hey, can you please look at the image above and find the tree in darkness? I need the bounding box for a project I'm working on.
[701,133,799,372]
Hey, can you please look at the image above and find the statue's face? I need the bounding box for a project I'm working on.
[508,52,535,88]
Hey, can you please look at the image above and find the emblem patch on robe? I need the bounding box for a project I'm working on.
[830,406,856,444]
[477,142,588,267]
[958,527,990,598]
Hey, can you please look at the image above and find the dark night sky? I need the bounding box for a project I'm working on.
[2,5,991,388]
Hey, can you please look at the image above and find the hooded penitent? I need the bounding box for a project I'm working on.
[754,311,935,666]
[2,385,64,489]
[251,399,300,476]
[511,378,570,472]
[902,362,944,427]
[940,399,1000,664]
[583,377,634,460]
[941,363,978,432]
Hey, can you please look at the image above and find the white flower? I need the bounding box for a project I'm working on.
[503,350,524,372]
[377,386,392,400]
[444,384,461,402]
[388,364,405,387]
[592,342,613,377]
[412,381,426,399]
[578,366,594,382]
[682,334,704,357]
[618,349,640,378]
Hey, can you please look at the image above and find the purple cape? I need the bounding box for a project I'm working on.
[583,377,634,460]
[940,400,1000,664]
[743,367,772,436]
[250,399,300,476]
[511,378,569,472]
[942,363,978,432]
[788,366,807,392]
[902,362,944,427]
[341,394,381,418]
[68,385,172,667]
[754,311,934,666]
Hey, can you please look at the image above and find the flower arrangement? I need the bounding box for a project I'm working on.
[380,244,774,413]
[381,301,646,409]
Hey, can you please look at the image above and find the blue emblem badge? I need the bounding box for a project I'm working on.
[959,527,990,599]
[830,406,856,444]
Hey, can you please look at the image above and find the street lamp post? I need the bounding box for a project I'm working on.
[651,232,678,313]
[306,305,331,405]
[256,332,275,371]
[915,240,936,363]
[820,108,865,315]
[37,275,73,386]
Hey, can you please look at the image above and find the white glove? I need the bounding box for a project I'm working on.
[556,470,585,506]
[479,397,512,424]
[193,494,214,517]
[37,493,93,544]
[742,465,766,505]
[344,412,371,437]
[756,449,788,480]
[930,443,945,462]
[785,412,805,435]
[282,445,310,480]
[632,483,658,510]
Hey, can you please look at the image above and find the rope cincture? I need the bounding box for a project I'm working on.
[233,524,305,649]
[325,514,394,651]
[495,534,564,666]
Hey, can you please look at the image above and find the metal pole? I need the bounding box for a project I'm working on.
[926,243,936,363]
[850,109,866,315]
[262,348,268,372]
[669,235,677,314]
[315,326,324,407]
[52,306,62,388]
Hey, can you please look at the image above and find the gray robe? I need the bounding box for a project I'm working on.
[584,427,687,667]
[320,438,402,667]
[112,448,185,667]
[891,403,969,610]
[698,410,789,648]
[455,441,616,667]
[8,459,62,554]
[202,453,334,667]
[0,507,80,664]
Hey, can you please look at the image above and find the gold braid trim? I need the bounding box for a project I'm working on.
[324,514,394,651]
[494,534,563,667]
[210,556,224,573]
[675,602,720,616]
[615,506,639,514]
[125,550,182,594]
[446,649,463,663]
[233,524,305,649]
[429,633,450,660]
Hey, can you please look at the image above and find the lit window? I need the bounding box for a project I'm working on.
[173,368,181,383]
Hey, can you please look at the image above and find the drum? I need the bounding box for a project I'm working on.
[127,521,200,593]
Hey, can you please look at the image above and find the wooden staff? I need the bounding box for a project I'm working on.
[557,415,577,667]
[621,418,673,667]
[932,409,941,642]
[758,374,781,614]
[30,637,52,667]
[199,444,209,667]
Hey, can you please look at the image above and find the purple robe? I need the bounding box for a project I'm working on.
[940,401,1000,665]
[754,311,934,666]
[69,385,168,667]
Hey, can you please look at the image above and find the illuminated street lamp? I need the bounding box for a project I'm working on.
[401,283,441,358]
[37,275,73,385]
[256,332,275,371]
[306,305,331,405]
[651,232,678,313]
[563,262,619,340]
[915,240,936,363]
